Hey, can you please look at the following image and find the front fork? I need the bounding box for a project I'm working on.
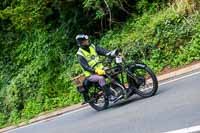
[127,63,146,89]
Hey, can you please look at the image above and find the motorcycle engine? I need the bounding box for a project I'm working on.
[110,86,123,97]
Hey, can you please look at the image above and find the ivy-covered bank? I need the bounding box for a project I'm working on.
[0,0,199,128]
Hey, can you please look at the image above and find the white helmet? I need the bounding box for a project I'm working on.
[75,34,89,46]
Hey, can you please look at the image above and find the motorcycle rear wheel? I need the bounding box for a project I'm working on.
[85,86,109,111]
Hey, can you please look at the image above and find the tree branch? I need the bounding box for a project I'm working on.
[103,0,112,29]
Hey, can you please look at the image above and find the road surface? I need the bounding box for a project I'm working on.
[7,71,200,133]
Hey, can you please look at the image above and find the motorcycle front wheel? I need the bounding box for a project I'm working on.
[128,64,158,98]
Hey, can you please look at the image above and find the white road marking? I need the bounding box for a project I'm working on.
[5,106,90,133]
[163,125,200,133]
[5,71,200,133]
[159,71,200,86]
[138,71,200,92]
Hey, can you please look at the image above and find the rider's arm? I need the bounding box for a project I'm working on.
[95,45,109,56]
[78,55,95,73]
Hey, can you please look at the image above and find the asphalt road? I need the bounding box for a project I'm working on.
[7,72,200,133]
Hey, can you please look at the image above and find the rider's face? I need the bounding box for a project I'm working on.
[82,39,89,46]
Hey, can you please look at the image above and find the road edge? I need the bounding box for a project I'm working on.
[1,62,200,133]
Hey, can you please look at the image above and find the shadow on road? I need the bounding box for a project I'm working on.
[109,95,143,109]
[107,86,169,109]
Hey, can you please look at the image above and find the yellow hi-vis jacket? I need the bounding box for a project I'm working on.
[77,45,104,77]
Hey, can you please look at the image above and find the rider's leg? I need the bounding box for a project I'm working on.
[82,87,89,103]
[87,74,106,87]
[82,92,89,104]
[87,74,111,96]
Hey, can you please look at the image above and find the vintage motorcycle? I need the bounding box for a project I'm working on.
[77,49,158,111]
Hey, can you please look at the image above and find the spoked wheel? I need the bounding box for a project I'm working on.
[87,85,109,111]
[128,64,158,98]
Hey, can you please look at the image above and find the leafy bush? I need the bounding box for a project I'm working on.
[0,113,6,126]
[0,0,199,128]
[100,6,200,73]
[0,27,82,127]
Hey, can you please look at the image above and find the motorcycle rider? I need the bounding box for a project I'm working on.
[76,34,111,102]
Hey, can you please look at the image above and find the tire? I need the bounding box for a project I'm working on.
[85,87,109,111]
[89,95,109,111]
[128,65,158,98]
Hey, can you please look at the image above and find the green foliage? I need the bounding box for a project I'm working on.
[100,6,200,73]
[7,110,21,125]
[21,100,42,120]
[0,0,200,128]
[83,0,122,19]
[171,23,200,66]
[136,0,165,14]
[0,27,82,127]
[0,113,7,126]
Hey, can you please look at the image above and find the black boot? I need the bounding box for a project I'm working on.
[102,85,111,98]
[82,92,89,105]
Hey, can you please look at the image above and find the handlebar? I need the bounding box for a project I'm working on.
[106,48,122,57]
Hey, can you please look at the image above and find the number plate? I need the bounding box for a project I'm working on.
[116,56,122,63]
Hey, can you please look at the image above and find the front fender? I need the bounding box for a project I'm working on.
[127,63,147,88]
[128,63,147,71]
